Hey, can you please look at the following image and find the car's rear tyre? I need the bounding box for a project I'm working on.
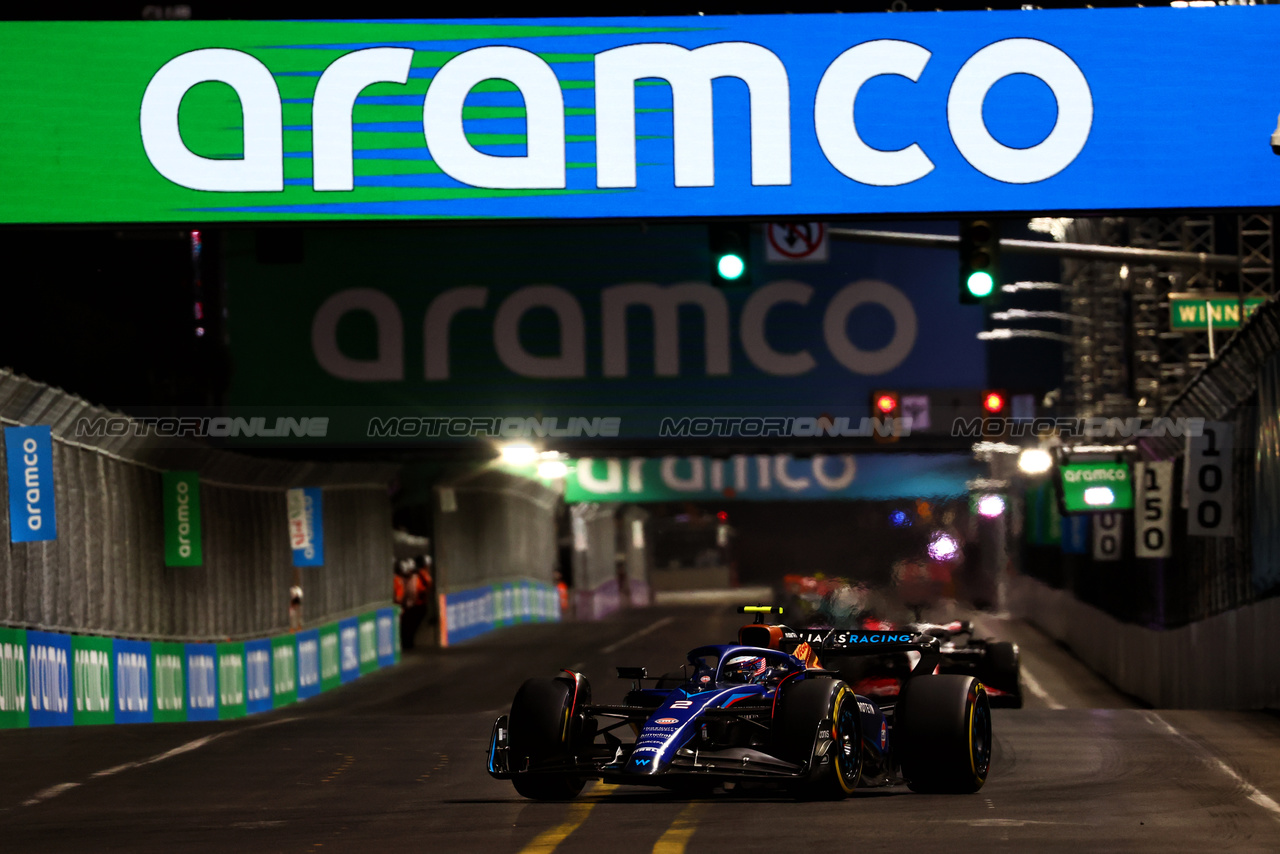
[508,677,586,801]
[774,678,862,800]
[897,675,991,794]
[982,642,1022,707]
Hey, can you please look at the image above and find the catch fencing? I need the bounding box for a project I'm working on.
[0,369,397,641]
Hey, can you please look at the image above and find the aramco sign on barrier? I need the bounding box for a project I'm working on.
[1,9,1278,223]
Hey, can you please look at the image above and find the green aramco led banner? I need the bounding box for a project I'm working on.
[1,11,1280,223]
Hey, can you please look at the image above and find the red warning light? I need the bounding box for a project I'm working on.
[982,391,1006,414]
[716,511,729,523]
[874,393,899,415]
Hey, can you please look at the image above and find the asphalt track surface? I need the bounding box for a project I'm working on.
[3,605,1280,853]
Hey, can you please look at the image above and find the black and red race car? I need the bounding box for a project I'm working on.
[778,577,1022,708]
[816,618,1022,709]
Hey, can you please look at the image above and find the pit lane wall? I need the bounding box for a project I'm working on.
[1013,575,1280,709]
[0,608,399,728]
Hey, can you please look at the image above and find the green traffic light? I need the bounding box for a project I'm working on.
[966,270,995,298]
[717,253,746,281]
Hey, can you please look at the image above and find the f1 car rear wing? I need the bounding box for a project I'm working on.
[736,606,943,676]
[794,627,938,654]
[794,627,943,677]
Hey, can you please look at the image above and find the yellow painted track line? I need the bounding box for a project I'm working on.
[518,783,616,854]
[652,802,706,854]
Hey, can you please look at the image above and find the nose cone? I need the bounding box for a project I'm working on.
[625,752,663,776]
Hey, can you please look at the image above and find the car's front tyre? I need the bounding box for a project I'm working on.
[774,678,862,800]
[508,677,587,801]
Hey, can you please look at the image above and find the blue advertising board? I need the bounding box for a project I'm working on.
[288,487,324,567]
[184,643,219,722]
[5,425,56,543]
[1061,514,1091,555]
[295,629,322,700]
[26,630,72,727]
[443,587,496,646]
[243,638,273,715]
[338,618,360,684]
[375,609,397,669]
[112,638,154,724]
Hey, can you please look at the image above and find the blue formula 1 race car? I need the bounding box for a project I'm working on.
[486,607,992,801]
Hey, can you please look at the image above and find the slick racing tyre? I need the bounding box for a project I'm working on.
[896,675,992,794]
[775,678,862,800]
[982,642,1023,708]
[508,677,586,801]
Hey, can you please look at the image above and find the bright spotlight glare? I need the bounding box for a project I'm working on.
[976,494,1006,518]
[500,443,538,466]
[928,532,960,561]
[537,460,569,479]
[1018,448,1053,475]
[1083,486,1115,507]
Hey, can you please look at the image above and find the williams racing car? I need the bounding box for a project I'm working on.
[486,607,992,801]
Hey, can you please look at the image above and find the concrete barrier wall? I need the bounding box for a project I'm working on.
[433,470,559,594]
[571,503,622,621]
[433,470,563,644]
[1013,574,1280,709]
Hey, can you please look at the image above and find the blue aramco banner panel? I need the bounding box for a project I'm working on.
[113,638,154,724]
[1,9,1278,224]
[5,425,57,543]
[27,631,72,728]
[295,630,322,700]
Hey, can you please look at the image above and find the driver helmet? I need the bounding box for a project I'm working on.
[724,654,768,684]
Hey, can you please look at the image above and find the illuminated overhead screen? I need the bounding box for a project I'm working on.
[1,9,1278,223]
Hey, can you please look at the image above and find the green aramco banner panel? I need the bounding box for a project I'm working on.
[71,635,114,726]
[152,642,188,723]
[0,628,28,729]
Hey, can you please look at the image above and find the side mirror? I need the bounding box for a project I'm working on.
[616,666,647,680]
